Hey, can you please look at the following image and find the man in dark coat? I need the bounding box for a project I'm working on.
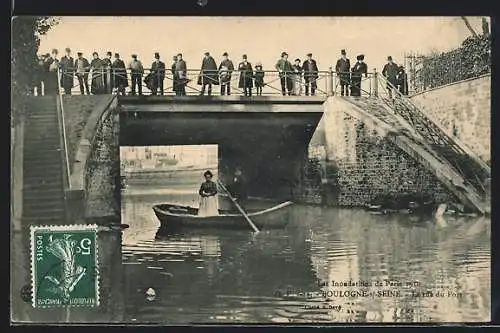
[219,52,234,96]
[101,51,113,93]
[175,53,188,96]
[197,52,219,96]
[397,65,409,95]
[150,52,166,95]
[171,55,178,94]
[382,56,399,99]
[227,167,248,203]
[275,52,294,96]
[74,52,90,95]
[303,53,319,96]
[59,47,74,95]
[238,54,253,97]
[112,53,128,95]
[350,54,368,97]
[44,49,59,95]
[335,49,351,96]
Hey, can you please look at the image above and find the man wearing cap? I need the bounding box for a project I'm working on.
[112,53,128,95]
[149,52,166,95]
[197,52,218,96]
[74,52,90,95]
[335,49,351,96]
[303,53,319,96]
[101,52,114,93]
[238,54,253,97]
[218,52,234,96]
[275,52,294,96]
[350,54,368,97]
[128,54,144,96]
[175,54,188,96]
[59,47,75,95]
[382,56,399,99]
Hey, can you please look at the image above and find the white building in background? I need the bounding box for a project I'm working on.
[120,145,218,169]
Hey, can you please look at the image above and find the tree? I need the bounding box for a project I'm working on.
[11,16,60,125]
[461,16,478,38]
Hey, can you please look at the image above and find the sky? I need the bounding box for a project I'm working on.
[38,16,488,72]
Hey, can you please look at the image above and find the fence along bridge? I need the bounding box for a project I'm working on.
[53,68,490,214]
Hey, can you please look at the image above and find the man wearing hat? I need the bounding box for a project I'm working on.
[101,51,114,93]
[149,52,166,95]
[335,49,351,96]
[74,52,90,95]
[218,52,234,96]
[128,54,144,96]
[197,52,218,96]
[350,54,368,97]
[382,56,399,99]
[175,53,188,96]
[275,52,294,96]
[59,47,75,95]
[303,53,319,96]
[112,53,128,95]
[238,54,253,96]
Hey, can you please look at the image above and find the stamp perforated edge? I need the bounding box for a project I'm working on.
[30,224,100,308]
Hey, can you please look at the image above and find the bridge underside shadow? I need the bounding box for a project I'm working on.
[120,108,323,199]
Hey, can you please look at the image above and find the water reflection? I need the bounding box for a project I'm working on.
[121,186,490,324]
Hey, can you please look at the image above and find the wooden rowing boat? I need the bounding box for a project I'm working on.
[153,201,293,231]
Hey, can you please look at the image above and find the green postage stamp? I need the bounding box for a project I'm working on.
[30,224,100,308]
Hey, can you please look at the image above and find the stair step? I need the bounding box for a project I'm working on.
[23,209,66,218]
[23,184,64,191]
[23,189,65,199]
[24,202,66,212]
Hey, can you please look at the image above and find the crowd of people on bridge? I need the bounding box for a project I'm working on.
[35,48,409,97]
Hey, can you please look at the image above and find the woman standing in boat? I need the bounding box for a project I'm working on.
[198,170,219,217]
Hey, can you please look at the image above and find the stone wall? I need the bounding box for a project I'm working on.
[85,106,121,222]
[300,101,453,207]
[410,74,491,164]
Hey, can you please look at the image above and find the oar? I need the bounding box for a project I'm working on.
[217,180,260,233]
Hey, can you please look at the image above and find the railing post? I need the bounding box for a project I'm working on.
[107,67,112,94]
[327,67,334,96]
[373,68,378,98]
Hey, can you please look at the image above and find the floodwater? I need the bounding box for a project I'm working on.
[121,183,491,324]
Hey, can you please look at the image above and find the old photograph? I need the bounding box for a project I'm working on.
[11,16,491,324]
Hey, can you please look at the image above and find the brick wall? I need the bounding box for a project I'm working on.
[299,103,453,207]
[410,74,491,164]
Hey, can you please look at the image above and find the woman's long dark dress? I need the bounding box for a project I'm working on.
[90,58,105,95]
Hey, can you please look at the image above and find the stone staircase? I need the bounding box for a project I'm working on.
[22,96,67,226]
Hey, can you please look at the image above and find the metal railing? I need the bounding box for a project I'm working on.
[56,70,72,191]
[375,73,490,197]
[54,67,380,98]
